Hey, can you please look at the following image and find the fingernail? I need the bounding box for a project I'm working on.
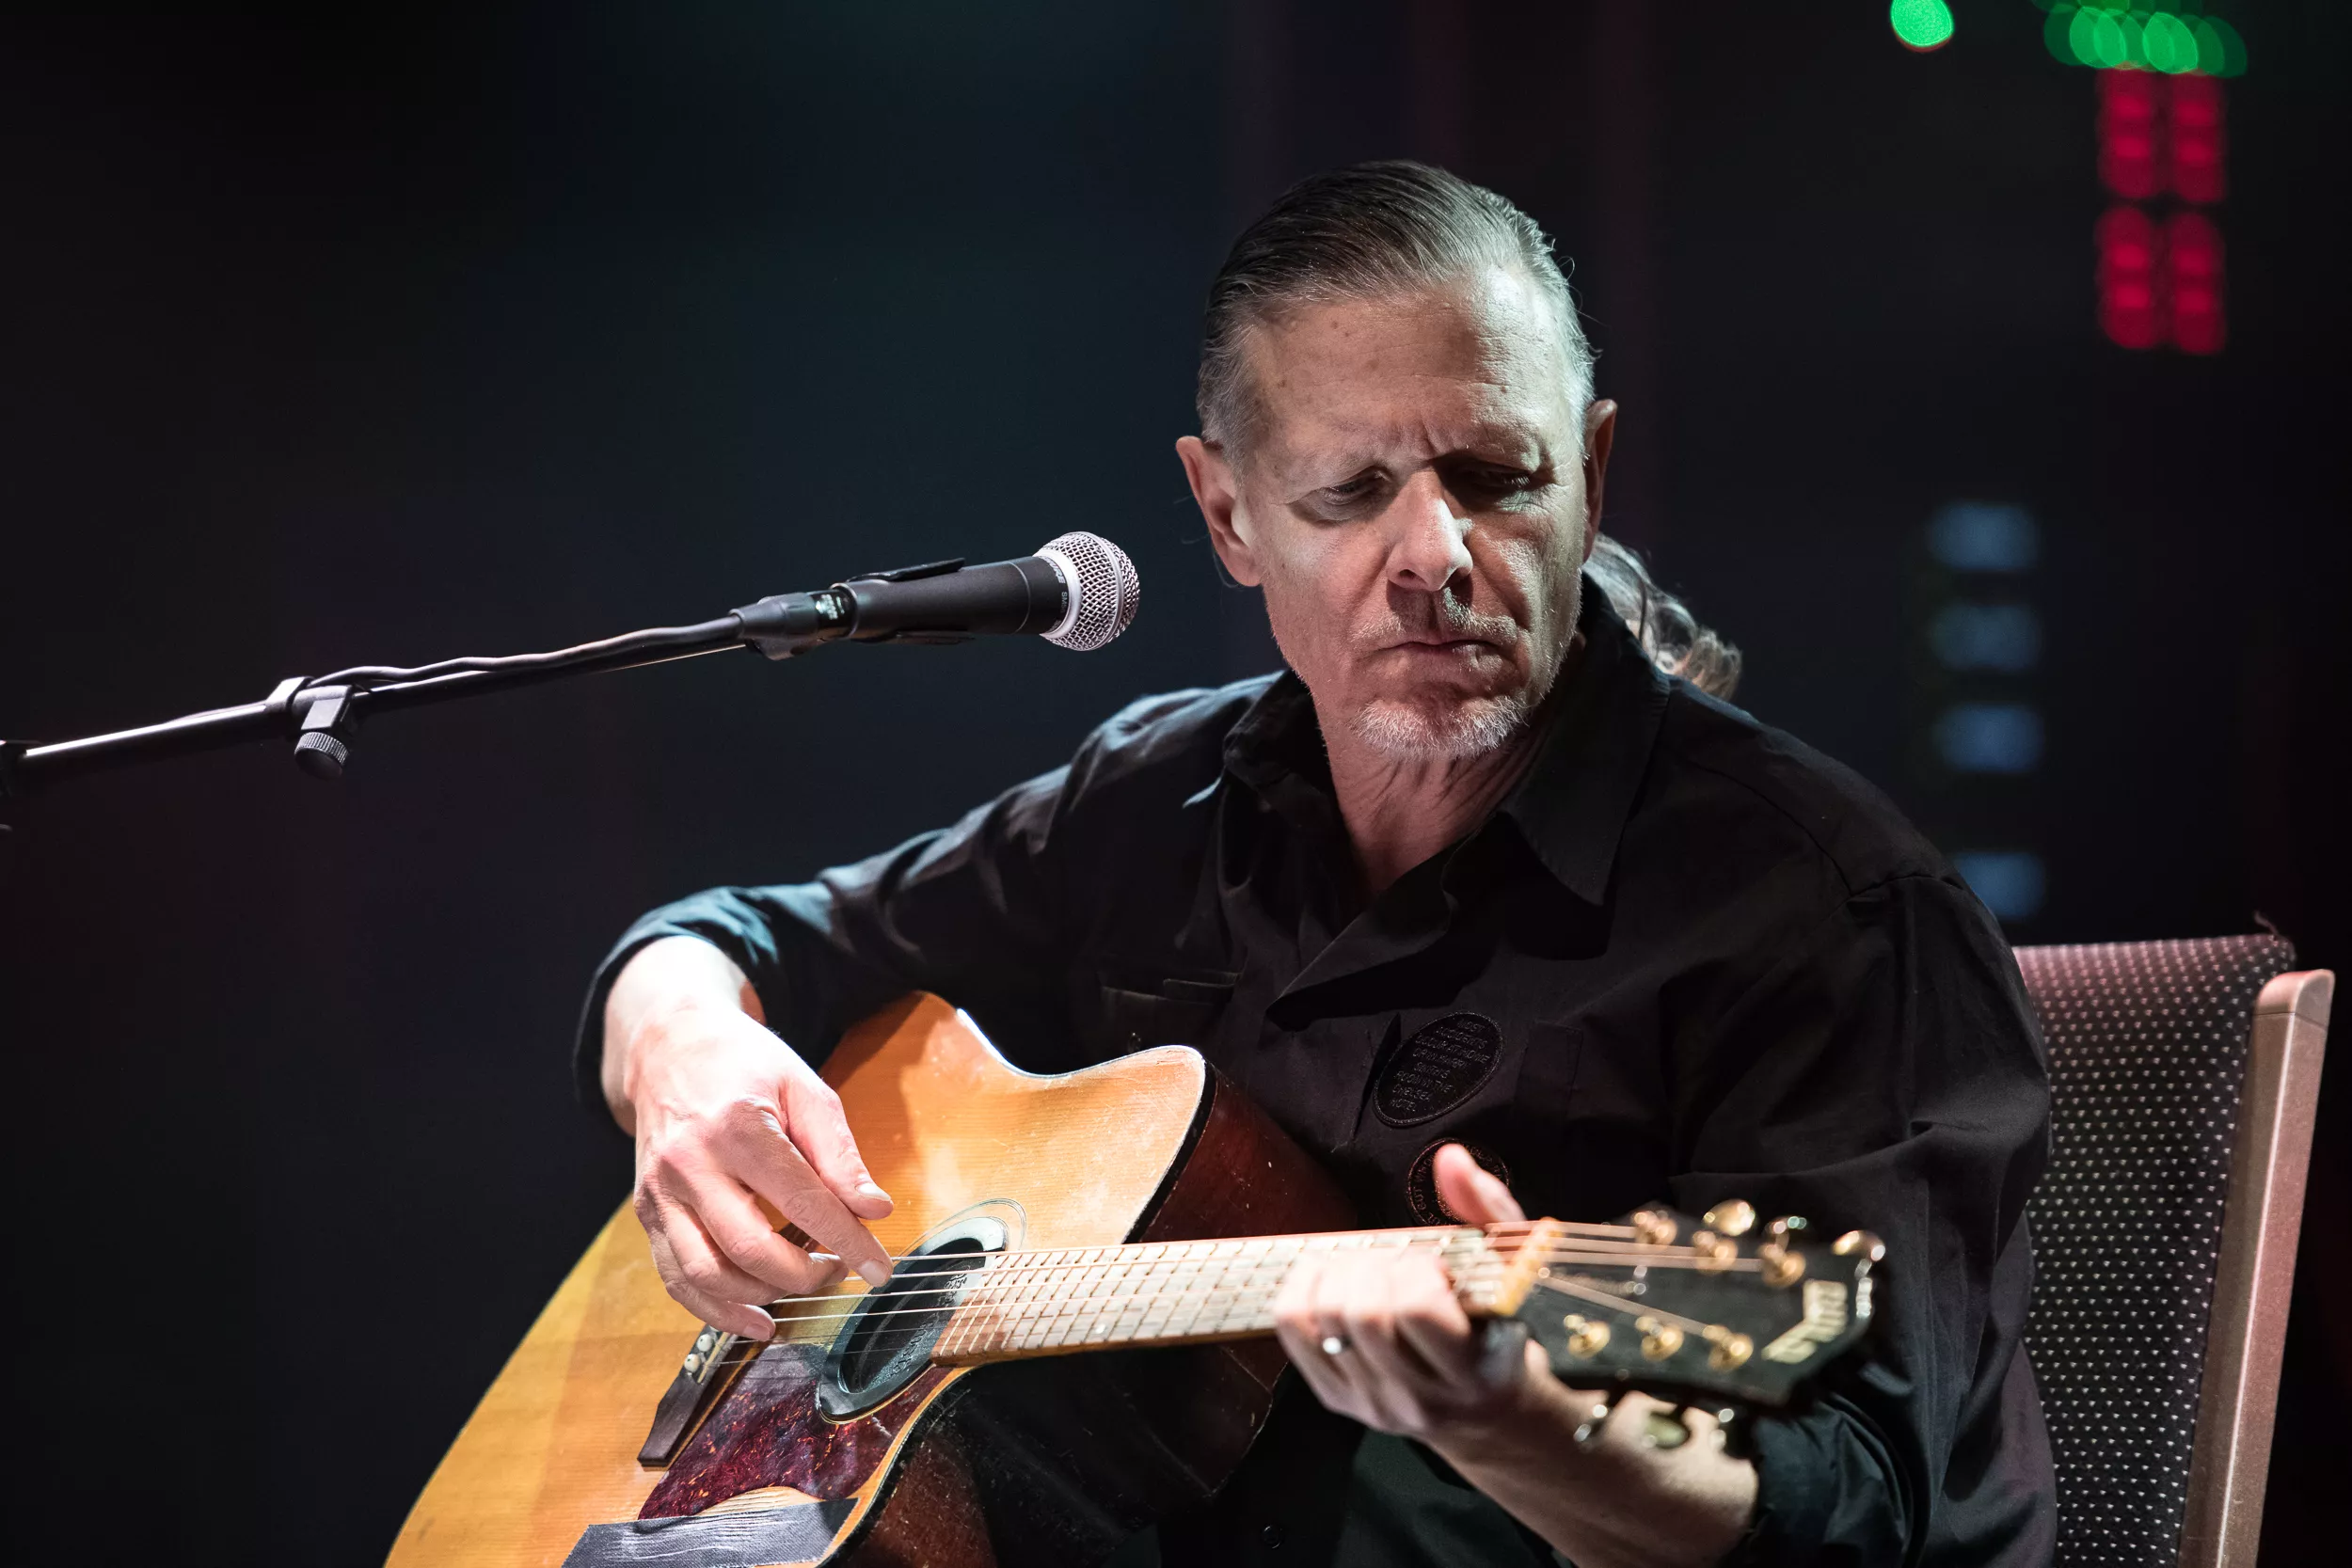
[857,1259,894,1290]
[855,1180,892,1206]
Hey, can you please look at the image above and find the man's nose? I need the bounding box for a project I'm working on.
[1385,470,1473,594]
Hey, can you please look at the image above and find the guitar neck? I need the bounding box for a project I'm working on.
[932,1227,1503,1365]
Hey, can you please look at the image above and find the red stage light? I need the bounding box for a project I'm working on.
[2097,70,2164,201]
[2097,205,2165,350]
[2169,73,2226,204]
[2167,211,2226,355]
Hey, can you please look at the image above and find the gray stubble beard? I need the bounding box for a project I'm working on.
[1345,569,1579,762]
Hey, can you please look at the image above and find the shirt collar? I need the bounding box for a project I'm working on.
[1218,577,1672,908]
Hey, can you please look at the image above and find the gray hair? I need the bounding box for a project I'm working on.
[1196,161,1595,456]
[1196,160,1741,701]
[1585,536,1743,700]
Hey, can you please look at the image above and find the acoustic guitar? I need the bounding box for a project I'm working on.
[389,994,1878,1568]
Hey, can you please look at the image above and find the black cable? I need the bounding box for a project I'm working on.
[306,615,744,690]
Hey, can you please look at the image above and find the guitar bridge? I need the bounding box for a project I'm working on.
[637,1325,755,1467]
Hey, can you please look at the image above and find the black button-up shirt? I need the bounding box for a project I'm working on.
[580,582,2058,1566]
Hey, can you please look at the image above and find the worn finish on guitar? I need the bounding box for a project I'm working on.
[387,994,1345,1567]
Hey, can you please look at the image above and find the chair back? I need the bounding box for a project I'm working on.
[2015,935,2330,1568]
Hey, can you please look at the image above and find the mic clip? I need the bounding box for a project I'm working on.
[844,558,963,584]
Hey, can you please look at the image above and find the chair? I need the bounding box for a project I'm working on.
[2014,935,2331,1568]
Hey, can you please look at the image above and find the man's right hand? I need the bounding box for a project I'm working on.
[602,936,895,1339]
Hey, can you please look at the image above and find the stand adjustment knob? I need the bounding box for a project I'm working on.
[294,731,350,779]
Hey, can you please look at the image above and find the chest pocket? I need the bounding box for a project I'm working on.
[1094,966,1237,1054]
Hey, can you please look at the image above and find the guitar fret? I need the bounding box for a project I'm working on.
[1114,1252,1169,1341]
[938,1226,1507,1362]
[1039,1248,1091,1350]
[1053,1248,1103,1348]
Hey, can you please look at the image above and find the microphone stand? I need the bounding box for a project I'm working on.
[0,559,972,798]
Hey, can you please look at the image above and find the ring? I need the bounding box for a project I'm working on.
[1319,1334,1349,1357]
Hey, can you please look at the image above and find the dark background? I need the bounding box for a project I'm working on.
[3,4,2343,1562]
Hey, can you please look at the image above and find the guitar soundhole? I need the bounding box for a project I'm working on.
[818,1210,1010,1420]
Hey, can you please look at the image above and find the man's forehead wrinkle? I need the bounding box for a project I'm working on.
[1234,267,1580,484]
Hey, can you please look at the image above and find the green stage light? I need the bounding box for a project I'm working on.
[2044,6,2248,77]
[2197,17,2246,76]
[1890,0,1956,52]
[2143,11,2197,72]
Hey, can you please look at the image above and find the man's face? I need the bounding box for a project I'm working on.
[1181,266,1613,760]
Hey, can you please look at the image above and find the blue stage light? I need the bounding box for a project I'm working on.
[1936,703,2044,773]
[1953,850,2048,920]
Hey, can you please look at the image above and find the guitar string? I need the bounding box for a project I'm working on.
[1534,1275,1712,1336]
[914,1255,1751,1359]
[743,1245,1756,1328]
[725,1248,1769,1347]
[730,1267,1734,1364]
[737,1234,1486,1338]
[753,1245,1766,1329]
[752,1228,1720,1314]
[785,1218,1643,1272]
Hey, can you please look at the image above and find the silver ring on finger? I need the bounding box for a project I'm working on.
[1320,1333,1349,1357]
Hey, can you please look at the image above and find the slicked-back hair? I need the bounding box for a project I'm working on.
[1193,160,1741,700]
[1195,160,1596,459]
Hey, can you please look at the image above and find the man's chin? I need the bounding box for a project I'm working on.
[1350,693,1531,761]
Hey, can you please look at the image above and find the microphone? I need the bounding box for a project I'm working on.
[732,531,1140,659]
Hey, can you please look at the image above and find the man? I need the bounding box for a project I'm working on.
[582,163,2055,1565]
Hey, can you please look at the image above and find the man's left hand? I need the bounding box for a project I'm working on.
[1272,1141,1561,1444]
[1272,1143,1758,1568]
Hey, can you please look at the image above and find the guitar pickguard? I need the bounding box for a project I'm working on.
[640,1342,958,1518]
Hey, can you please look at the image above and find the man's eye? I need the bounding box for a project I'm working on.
[1323,477,1381,502]
[1463,467,1535,494]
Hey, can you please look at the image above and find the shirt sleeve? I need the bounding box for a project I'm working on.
[1672,872,2054,1567]
[571,760,1079,1123]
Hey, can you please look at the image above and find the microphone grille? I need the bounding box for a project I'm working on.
[1036,531,1140,651]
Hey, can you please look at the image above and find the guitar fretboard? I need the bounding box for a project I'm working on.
[933,1227,1496,1364]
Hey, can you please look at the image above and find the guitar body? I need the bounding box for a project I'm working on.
[389,994,1351,1568]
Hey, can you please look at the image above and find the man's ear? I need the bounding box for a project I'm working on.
[1578,399,1618,567]
[1177,435,1263,587]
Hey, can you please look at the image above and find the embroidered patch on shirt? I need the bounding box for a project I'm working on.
[1375,1012,1505,1127]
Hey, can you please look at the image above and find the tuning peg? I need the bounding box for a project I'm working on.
[1701,1199,1756,1237]
[1702,1324,1755,1370]
[1635,1314,1685,1360]
[1631,1209,1677,1246]
[1559,1313,1611,1358]
[1754,1215,1809,1287]
[1834,1228,1886,1262]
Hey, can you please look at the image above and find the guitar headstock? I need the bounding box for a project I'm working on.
[1460,1203,1880,1408]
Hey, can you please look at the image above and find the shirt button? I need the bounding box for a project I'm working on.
[1262,1523,1285,1550]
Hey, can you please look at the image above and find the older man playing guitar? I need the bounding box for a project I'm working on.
[586,163,2055,1568]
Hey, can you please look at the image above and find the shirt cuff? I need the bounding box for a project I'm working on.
[570,918,728,1132]
[1722,1396,1908,1567]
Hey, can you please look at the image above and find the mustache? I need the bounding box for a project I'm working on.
[1357,593,1524,652]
